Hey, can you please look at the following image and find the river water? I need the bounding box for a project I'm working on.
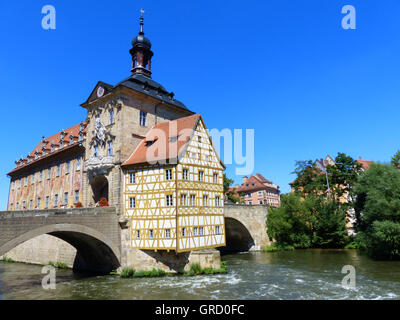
[0,249,399,300]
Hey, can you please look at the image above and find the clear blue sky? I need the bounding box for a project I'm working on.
[1,0,399,210]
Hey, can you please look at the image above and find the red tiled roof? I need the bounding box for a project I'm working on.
[357,157,374,170]
[8,122,86,175]
[122,114,201,166]
[236,174,279,193]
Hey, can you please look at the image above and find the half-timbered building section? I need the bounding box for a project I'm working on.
[7,123,87,210]
[122,114,225,252]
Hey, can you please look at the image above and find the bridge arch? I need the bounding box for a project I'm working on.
[0,223,120,274]
[223,217,255,252]
[223,204,271,252]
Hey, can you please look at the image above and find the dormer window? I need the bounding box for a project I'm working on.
[69,135,74,145]
[80,123,85,131]
[51,144,55,153]
[79,132,83,142]
[59,139,64,149]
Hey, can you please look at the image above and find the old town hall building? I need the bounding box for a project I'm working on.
[7,16,226,253]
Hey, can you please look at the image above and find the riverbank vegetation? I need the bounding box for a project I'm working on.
[353,162,400,260]
[180,261,227,276]
[1,256,15,263]
[267,151,400,261]
[119,262,228,278]
[267,153,360,250]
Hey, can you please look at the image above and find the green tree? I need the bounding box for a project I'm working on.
[223,173,243,203]
[391,150,400,168]
[354,163,400,259]
[312,200,349,248]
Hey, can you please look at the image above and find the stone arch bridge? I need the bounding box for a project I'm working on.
[0,207,120,274]
[0,205,270,272]
[223,204,270,252]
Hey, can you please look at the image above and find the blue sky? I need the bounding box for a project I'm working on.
[0,0,399,210]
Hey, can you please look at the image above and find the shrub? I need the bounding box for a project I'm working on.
[1,256,15,263]
[120,267,135,278]
[363,221,400,260]
[133,269,166,278]
[263,243,295,252]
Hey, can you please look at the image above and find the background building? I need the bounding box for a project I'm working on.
[235,174,281,207]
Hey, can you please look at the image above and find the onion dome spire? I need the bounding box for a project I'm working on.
[130,9,153,77]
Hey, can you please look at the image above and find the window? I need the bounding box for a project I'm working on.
[39,170,43,182]
[94,145,99,157]
[37,198,41,209]
[165,169,173,181]
[108,141,113,156]
[216,196,220,207]
[11,181,14,190]
[213,173,219,184]
[149,229,154,239]
[259,200,263,204]
[45,196,49,209]
[198,136,202,143]
[140,110,147,126]
[136,230,140,239]
[166,195,173,207]
[194,227,198,236]
[109,109,114,125]
[66,160,71,174]
[69,135,74,145]
[190,195,196,207]
[182,228,186,237]
[129,173,135,184]
[22,201,26,210]
[129,197,136,209]
[10,204,13,211]
[183,169,189,181]
[74,191,80,204]
[199,226,204,236]
[216,226,221,235]
[29,200,33,210]
[31,173,35,184]
[16,203,19,210]
[78,132,83,142]
[203,195,209,207]
[24,177,27,186]
[60,140,64,149]
[54,194,58,207]
[56,164,61,177]
[51,144,55,153]
[258,191,262,196]
[18,179,21,188]
[198,171,204,182]
[248,201,252,205]
[246,192,251,198]
[48,168,51,179]
[165,229,171,239]
[180,194,187,206]
[77,157,81,171]
[64,192,68,205]
[191,153,197,159]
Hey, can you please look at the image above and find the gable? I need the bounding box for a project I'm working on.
[81,81,114,107]
[179,117,224,170]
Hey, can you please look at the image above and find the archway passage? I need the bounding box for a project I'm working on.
[91,176,109,204]
[0,224,120,274]
[220,217,255,254]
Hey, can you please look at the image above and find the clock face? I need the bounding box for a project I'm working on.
[97,86,105,98]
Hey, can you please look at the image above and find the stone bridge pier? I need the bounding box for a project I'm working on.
[0,207,120,274]
[223,204,270,252]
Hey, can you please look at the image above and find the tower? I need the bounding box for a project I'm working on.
[129,13,153,78]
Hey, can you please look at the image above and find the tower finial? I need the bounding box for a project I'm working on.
[139,9,145,34]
